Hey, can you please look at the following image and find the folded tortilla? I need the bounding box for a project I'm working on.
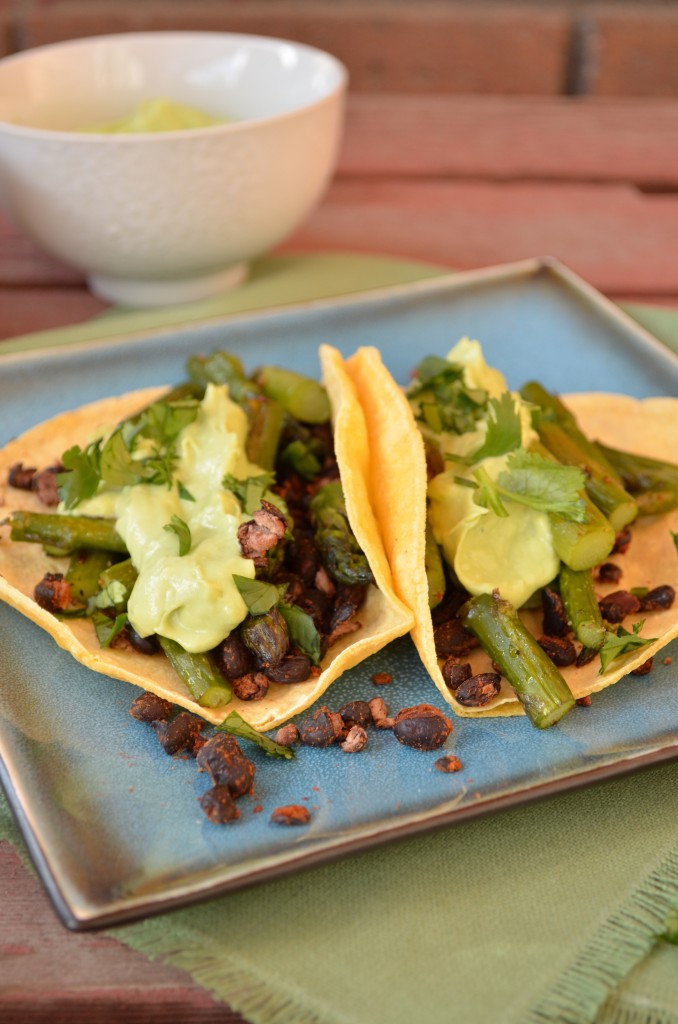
[346,346,678,717]
[0,347,413,731]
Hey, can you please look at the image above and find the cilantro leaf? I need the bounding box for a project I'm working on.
[232,575,281,615]
[178,482,196,502]
[672,530,678,554]
[465,392,523,465]
[471,450,586,522]
[223,472,276,515]
[598,621,657,674]
[92,610,129,648]
[163,515,192,556]
[278,601,322,666]
[498,450,586,521]
[217,711,295,759]
[57,443,102,509]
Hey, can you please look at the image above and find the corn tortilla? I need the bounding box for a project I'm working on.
[346,346,678,718]
[0,349,413,732]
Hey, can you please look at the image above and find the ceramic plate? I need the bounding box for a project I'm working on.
[1,257,677,930]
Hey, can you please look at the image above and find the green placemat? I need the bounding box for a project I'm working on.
[1,252,677,1024]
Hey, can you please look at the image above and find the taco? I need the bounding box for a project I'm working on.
[346,341,678,727]
[0,345,412,733]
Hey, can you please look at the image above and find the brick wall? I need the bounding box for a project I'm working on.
[1,2,678,97]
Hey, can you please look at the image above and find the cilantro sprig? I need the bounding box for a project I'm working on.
[599,621,657,674]
[57,398,199,509]
[467,450,587,522]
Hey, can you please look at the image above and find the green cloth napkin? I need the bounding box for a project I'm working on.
[0,252,677,1024]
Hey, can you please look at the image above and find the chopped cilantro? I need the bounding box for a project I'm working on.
[223,472,276,515]
[178,482,196,502]
[92,610,129,648]
[408,355,489,436]
[598,621,657,674]
[278,601,322,666]
[672,530,678,554]
[163,515,192,556]
[232,575,281,616]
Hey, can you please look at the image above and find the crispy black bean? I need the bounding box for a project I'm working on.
[441,658,472,691]
[214,634,254,679]
[454,673,502,707]
[129,692,173,723]
[538,635,577,667]
[541,586,569,638]
[266,654,312,684]
[640,585,675,612]
[298,706,343,747]
[196,734,255,798]
[200,784,240,824]
[433,618,480,658]
[127,625,160,656]
[597,562,622,584]
[599,590,641,624]
[392,704,453,750]
[152,712,204,756]
[338,700,373,729]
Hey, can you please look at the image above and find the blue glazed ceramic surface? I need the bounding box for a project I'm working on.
[1,259,677,929]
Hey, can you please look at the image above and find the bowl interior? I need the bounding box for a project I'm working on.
[0,32,346,132]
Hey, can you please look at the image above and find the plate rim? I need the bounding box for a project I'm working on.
[1,254,677,930]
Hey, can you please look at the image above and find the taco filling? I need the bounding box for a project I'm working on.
[0,345,412,733]
[346,341,678,728]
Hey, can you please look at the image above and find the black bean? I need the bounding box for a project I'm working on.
[214,634,254,679]
[640,585,675,612]
[196,734,255,797]
[538,635,577,667]
[266,654,312,684]
[541,586,568,638]
[298,706,342,747]
[232,672,269,701]
[599,590,641,624]
[338,700,373,729]
[433,618,480,658]
[129,692,173,723]
[127,626,160,656]
[597,562,622,584]
[454,673,502,708]
[441,659,472,691]
[152,712,204,756]
[200,784,240,824]
[392,704,453,750]
[8,462,36,489]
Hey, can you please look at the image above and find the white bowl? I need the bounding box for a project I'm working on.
[0,32,347,306]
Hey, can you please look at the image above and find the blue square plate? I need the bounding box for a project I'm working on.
[1,257,677,930]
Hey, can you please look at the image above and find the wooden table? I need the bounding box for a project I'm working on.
[2,93,678,1022]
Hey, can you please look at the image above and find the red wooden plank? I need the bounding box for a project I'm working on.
[339,95,678,187]
[0,841,245,1024]
[20,2,569,96]
[283,179,678,297]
